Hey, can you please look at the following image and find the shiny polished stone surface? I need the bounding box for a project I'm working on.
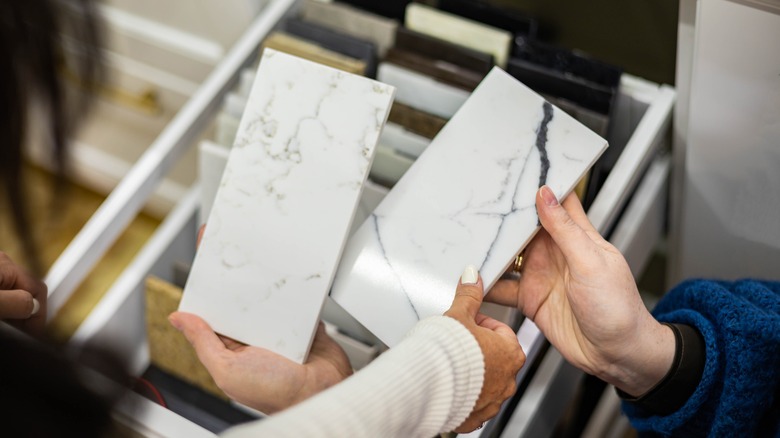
[331,67,608,346]
[181,50,394,363]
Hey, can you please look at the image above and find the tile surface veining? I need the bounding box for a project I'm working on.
[331,67,608,346]
[181,49,394,363]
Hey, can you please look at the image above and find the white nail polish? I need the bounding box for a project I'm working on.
[461,265,479,285]
[30,298,40,317]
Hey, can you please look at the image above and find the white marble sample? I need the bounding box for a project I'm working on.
[331,67,608,346]
[405,3,512,68]
[351,179,389,238]
[300,0,398,57]
[199,138,389,242]
[181,49,395,363]
[198,139,230,225]
[380,122,431,159]
[237,68,256,98]
[223,92,249,119]
[369,144,414,188]
[378,63,470,119]
[215,112,240,147]
[198,138,389,349]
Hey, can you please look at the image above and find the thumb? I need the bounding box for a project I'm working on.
[536,186,595,263]
[447,265,484,320]
[169,311,226,370]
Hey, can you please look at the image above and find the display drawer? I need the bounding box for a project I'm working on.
[65,74,673,436]
[50,3,674,433]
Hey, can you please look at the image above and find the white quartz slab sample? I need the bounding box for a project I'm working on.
[200,139,389,241]
[198,139,230,225]
[223,92,249,119]
[331,67,608,346]
[198,139,389,348]
[378,62,470,119]
[380,122,431,159]
[237,68,256,98]
[405,3,512,68]
[369,144,414,187]
[181,49,395,363]
[351,179,389,238]
[215,112,240,147]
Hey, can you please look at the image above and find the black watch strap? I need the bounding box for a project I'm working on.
[616,323,706,416]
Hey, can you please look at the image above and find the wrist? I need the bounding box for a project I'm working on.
[599,320,676,397]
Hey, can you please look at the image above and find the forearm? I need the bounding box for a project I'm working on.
[222,316,484,437]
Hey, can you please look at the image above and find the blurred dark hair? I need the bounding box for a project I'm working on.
[0,0,103,275]
[0,2,125,435]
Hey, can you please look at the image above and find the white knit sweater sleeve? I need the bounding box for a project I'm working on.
[221,315,485,437]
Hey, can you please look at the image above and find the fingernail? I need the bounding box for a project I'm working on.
[540,186,559,207]
[30,298,40,316]
[168,314,182,331]
[461,265,479,285]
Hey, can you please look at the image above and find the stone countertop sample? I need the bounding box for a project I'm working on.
[331,67,608,346]
[180,49,394,363]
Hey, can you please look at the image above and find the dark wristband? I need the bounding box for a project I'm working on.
[616,323,706,416]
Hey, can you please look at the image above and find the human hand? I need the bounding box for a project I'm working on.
[445,265,525,433]
[169,313,352,414]
[487,186,675,397]
[176,224,350,413]
[0,252,47,336]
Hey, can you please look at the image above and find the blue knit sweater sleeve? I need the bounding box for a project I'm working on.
[622,280,780,437]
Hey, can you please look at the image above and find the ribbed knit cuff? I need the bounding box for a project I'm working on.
[617,323,705,415]
[407,316,485,432]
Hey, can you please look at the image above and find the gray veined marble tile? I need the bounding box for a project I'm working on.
[331,67,608,346]
[180,49,395,363]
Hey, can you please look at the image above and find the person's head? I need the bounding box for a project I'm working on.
[0,0,102,274]
[0,3,123,436]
